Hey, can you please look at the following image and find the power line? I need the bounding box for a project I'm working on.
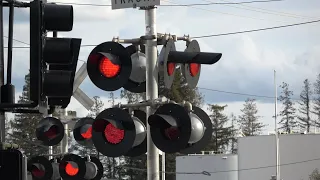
[191,19,320,38]
[48,0,284,7]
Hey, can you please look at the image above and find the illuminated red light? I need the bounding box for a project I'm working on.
[81,126,92,139]
[164,127,180,140]
[65,163,79,176]
[104,123,125,144]
[31,167,45,178]
[44,126,58,139]
[167,62,175,76]
[189,63,200,77]
[99,56,121,78]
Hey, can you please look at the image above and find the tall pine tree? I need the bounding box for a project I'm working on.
[297,79,313,132]
[278,82,297,133]
[238,98,265,136]
[203,104,235,153]
[313,74,320,126]
[10,74,50,157]
[230,113,238,154]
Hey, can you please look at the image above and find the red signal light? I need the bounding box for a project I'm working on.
[65,163,79,176]
[31,166,45,178]
[167,62,175,76]
[99,56,121,78]
[80,125,92,139]
[164,127,180,140]
[44,125,58,139]
[104,123,125,144]
[189,63,200,77]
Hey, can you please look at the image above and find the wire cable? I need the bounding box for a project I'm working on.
[191,19,320,38]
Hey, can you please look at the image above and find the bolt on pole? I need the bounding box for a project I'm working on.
[145,6,160,180]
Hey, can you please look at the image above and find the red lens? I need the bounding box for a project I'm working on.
[164,127,180,140]
[189,63,200,77]
[104,123,125,144]
[65,163,79,176]
[167,62,175,76]
[99,56,121,78]
[80,125,92,139]
[44,126,58,139]
[31,166,45,178]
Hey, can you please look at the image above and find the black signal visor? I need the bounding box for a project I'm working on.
[168,51,222,64]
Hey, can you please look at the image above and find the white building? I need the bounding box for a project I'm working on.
[176,133,320,180]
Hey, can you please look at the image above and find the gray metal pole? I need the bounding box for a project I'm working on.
[145,6,159,180]
[0,0,5,143]
[162,153,165,180]
[60,108,68,153]
[274,70,280,180]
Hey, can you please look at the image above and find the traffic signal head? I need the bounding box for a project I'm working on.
[28,156,53,180]
[73,117,94,147]
[36,117,64,146]
[158,39,177,89]
[168,40,222,88]
[91,108,147,157]
[87,41,132,92]
[148,103,212,153]
[83,156,104,180]
[123,45,147,93]
[59,154,86,180]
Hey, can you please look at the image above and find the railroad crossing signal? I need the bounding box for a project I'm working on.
[148,103,213,154]
[29,0,82,108]
[86,41,147,93]
[35,117,65,146]
[91,108,147,157]
[158,39,222,89]
[73,117,94,147]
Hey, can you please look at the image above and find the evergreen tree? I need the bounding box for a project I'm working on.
[313,74,320,126]
[297,79,313,132]
[278,82,297,133]
[238,98,265,136]
[310,169,320,180]
[203,104,235,153]
[10,74,50,157]
[230,113,238,154]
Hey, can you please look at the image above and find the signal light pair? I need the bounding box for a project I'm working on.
[28,154,103,180]
[87,42,147,93]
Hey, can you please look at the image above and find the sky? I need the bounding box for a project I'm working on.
[3,0,320,133]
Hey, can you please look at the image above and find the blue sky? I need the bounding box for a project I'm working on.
[3,0,320,132]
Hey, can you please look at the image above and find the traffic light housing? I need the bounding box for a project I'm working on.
[158,39,222,89]
[59,154,86,180]
[91,107,147,157]
[148,103,212,153]
[73,117,94,147]
[0,149,24,180]
[30,0,81,107]
[87,41,147,93]
[28,156,53,180]
[83,156,104,180]
[36,117,64,146]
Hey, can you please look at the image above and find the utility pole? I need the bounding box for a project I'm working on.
[274,70,280,180]
[145,6,159,180]
[0,0,5,143]
[60,108,69,154]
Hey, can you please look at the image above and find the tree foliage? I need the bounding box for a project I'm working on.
[238,98,265,136]
[230,113,238,154]
[203,104,235,153]
[297,79,313,132]
[310,169,320,180]
[278,82,297,133]
[313,74,320,126]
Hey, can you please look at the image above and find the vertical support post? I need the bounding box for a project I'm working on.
[162,153,165,180]
[0,0,5,143]
[274,70,280,180]
[60,108,68,153]
[145,6,159,180]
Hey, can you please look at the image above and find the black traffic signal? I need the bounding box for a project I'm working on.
[148,103,212,154]
[0,149,24,180]
[91,107,147,157]
[158,39,222,89]
[83,156,104,180]
[28,156,54,180]
[73,117,94,147]
[87,42,147,93]
[36,117,64,146]
[30,0,81,107]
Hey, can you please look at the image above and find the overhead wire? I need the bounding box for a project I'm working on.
[201,0,315,19]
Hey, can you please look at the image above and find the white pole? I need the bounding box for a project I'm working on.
[162,153,165,180]
[60,108,68,154]
[274,70,280,180]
